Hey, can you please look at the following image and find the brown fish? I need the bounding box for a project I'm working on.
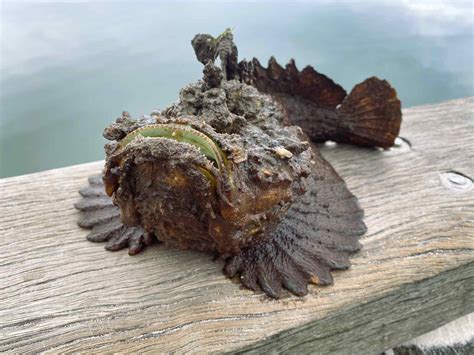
[75,30,401,298]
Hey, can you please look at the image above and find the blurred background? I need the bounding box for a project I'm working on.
[1,0,473,178]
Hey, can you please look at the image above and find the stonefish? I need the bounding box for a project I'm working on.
[75,30,401,298]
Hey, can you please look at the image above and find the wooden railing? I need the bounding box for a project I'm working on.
[1,98,473,353]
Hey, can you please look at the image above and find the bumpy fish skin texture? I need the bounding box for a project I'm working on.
[75,30,401,298]
[102,80,314,255]
[239,57,402,148]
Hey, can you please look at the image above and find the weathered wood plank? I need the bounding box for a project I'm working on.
[391,313,474,355]
[0,98,473,354]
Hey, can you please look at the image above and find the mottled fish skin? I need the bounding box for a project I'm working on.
[102,92,314,255]
[75,30,402,298]
[223,147,365,298]
[238,57,402,149]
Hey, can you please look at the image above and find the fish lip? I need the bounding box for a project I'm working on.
[118,122,235,204]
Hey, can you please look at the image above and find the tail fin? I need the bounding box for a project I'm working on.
[336,77,402,148]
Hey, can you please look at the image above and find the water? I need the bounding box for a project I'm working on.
[1,1,473,177]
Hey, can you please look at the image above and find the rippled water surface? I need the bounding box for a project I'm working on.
[1,1,473,177]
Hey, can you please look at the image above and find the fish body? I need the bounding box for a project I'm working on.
[75,31,401,298]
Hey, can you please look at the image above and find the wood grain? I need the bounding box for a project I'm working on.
[0,98,473,354]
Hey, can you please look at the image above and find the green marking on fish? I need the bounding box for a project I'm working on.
[120,123,235,204]
[120,124,227,172]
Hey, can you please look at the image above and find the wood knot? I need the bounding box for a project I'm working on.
[439,171,473,192]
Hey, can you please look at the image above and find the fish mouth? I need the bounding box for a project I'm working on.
[118,123,233,202]
[119,123,227,170]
